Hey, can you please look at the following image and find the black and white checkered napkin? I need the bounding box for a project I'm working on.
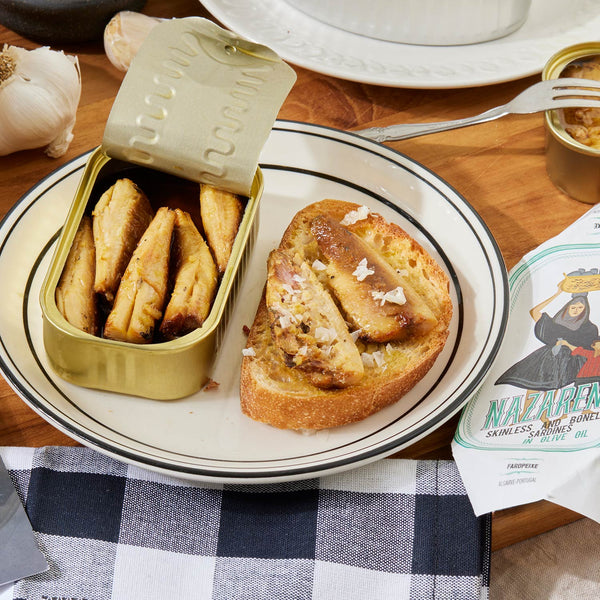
[1,446,490,600]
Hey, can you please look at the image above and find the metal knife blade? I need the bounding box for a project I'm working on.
[0,455,48,586]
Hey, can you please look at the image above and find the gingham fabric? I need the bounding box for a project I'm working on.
[0,446,490,600]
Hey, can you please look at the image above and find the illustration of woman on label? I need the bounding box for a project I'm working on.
[495,272,599,415]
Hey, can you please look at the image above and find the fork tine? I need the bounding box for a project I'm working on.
[549,77,600,90]
[552,88,600,99]
[544,100,600,109]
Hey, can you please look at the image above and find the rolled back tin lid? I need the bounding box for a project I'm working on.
[102,17,296,196]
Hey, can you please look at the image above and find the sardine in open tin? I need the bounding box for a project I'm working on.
[543,42,600,204]
[39,18,295,400]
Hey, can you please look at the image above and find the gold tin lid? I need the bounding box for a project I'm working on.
[102,17,296,196]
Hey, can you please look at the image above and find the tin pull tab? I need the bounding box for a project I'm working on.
[102,17,296,196]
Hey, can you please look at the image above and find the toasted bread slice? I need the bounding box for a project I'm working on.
[240,200,452,430]
[200,184,243,274]
[55,215,98,335]
[103,207,175,344]
[160,209,218,339]
[92,178,154,303]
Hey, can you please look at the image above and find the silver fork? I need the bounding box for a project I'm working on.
[356,78,600,143]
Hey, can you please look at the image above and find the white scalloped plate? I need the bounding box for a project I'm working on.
[0,122,508,483]
[200,0,600,88]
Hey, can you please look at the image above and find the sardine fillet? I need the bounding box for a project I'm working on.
[103,207,175,344]
[310,214,437,343]
[200,184,243,274]
[266,249,364,389]
[160,209,218,339]
[93,178,154,303]
[55,215,98,335]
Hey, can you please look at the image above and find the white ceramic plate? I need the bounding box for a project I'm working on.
[199,0,600,88]
[0,121,507,483]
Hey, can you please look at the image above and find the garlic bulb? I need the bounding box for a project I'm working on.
[104,11,163,72]
[0,45,81,158]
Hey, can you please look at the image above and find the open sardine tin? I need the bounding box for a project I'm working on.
[39,18,296,400]
[543,42,600,204]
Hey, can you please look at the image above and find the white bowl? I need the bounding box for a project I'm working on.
[285,0,532,46]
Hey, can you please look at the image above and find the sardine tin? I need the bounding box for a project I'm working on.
[38,17,293,399]
[40,148,262,399]
[543,42,600,204]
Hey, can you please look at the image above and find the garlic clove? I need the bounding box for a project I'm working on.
[0,45,81,158]
[104,11,164,72]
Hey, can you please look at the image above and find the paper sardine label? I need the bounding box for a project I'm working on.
[453,204,600,522]
[103,17,296,195]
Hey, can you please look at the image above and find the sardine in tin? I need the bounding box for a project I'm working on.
[39,18,295,399]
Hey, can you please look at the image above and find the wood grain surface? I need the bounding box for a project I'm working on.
[0,0,589,551]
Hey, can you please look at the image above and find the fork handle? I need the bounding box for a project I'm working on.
[356,105,509,143]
